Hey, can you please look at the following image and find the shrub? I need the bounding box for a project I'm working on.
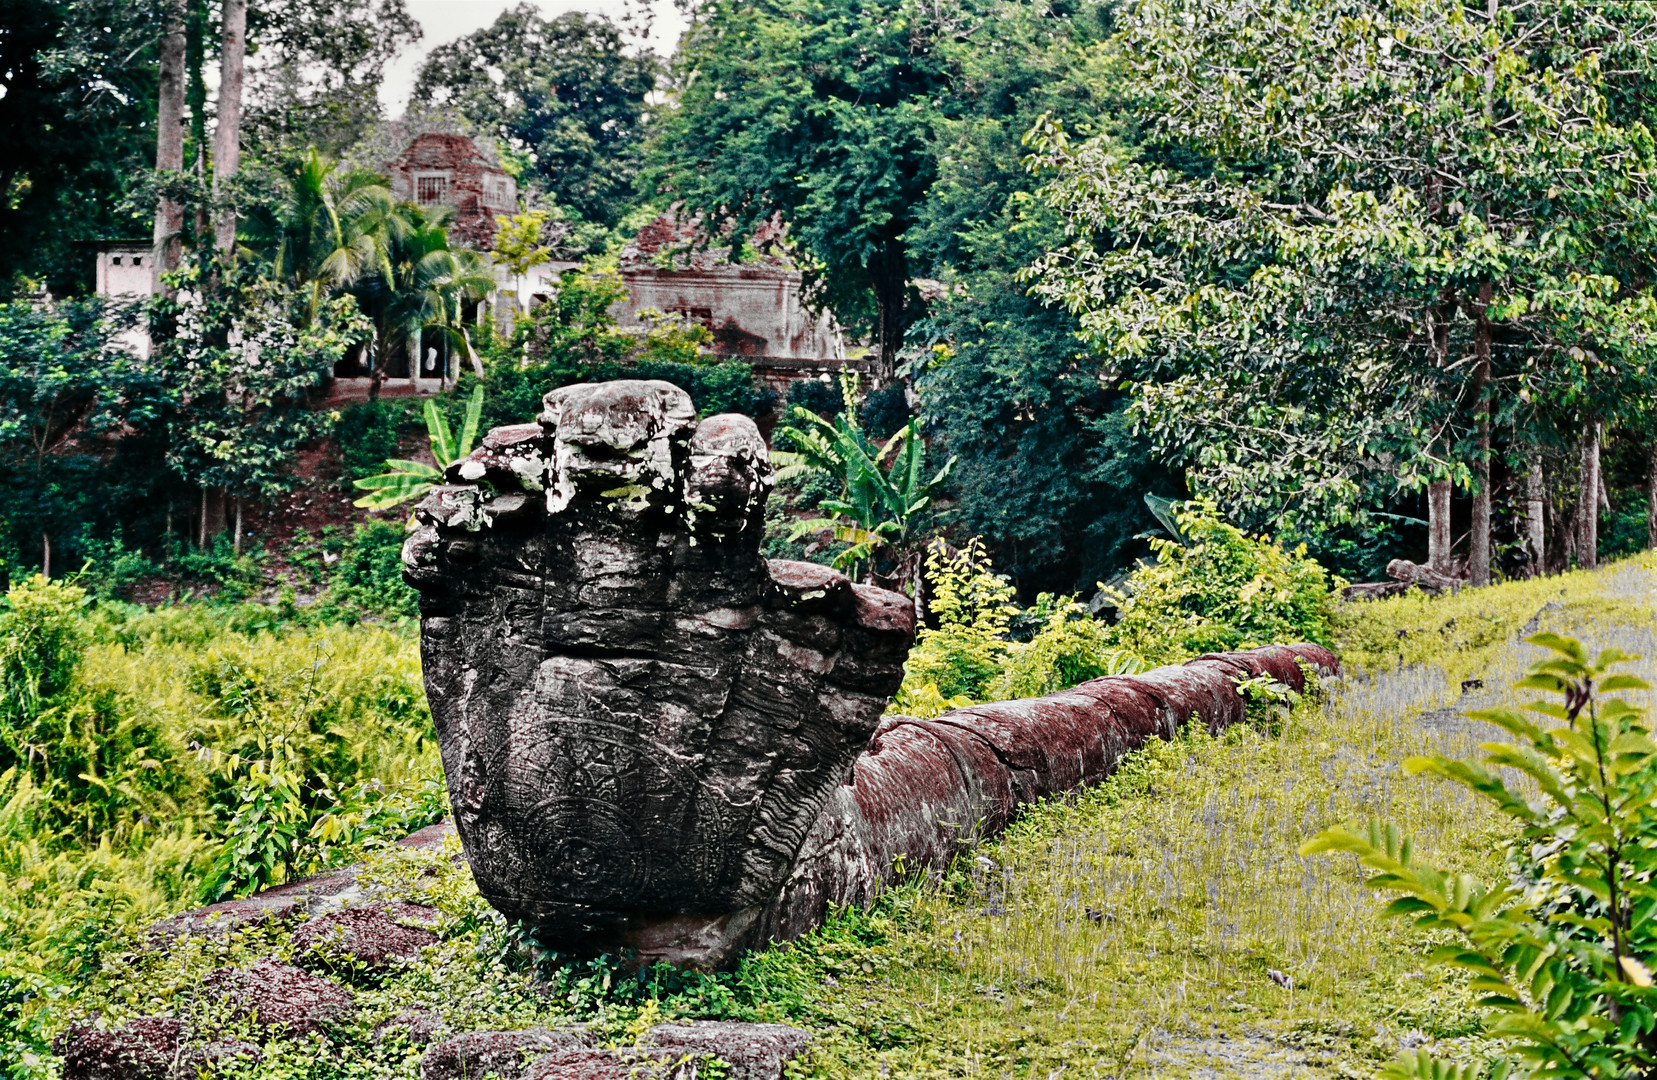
[988,595,1145,700]
[0,577,190,844]
[76,531,158,601]
[635,308,713,365]
[897,540,1018,706]
[858,381,911,441]
[335,400,416,483]
[1305,634,1657,1080]
[788,377,840,417]
[623,358,775,418]
[169,535,266,602]
[1106,500,1338,665]
[0,576,86,725]
[329,521,417,619]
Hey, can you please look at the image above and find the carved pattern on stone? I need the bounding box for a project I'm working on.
[404,381,915,953]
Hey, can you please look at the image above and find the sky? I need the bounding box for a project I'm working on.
[377,1,689,114]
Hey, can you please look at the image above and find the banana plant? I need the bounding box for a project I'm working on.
[352,385,483,513]
[771,373,954,591]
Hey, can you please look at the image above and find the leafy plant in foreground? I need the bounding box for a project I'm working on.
[988,594,1145,701]
[1303,634,1657,1079]
[895,539,1018,711]
[352,386,483,513]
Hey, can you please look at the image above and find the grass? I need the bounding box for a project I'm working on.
[0,600,442,1074]
[19,556,1657,1078]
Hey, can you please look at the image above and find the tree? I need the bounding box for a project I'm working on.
[0,0,160,296]
[153,0,188,294]
[0,299,168,575]
[241,149,396,324]
[652,0,957,380]
[411,6,658,231]
[243,0,420,157]
[163,260,367,549]
[212,0,248,258]
[904,1,1182,595]
[350,202,495,399]
[1025,0,1657,582]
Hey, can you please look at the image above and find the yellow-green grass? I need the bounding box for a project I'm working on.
[776,557,1657,1077]
[1,609,436,1046]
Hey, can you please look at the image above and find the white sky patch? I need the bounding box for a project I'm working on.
[378,0,688,115]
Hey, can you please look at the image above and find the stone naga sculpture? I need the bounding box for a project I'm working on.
[406,378,1341,969]
[403,381,915,961]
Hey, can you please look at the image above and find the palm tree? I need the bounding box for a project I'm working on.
[244,149,395,325]
[352,202,495,399]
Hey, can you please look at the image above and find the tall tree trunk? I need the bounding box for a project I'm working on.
[1428,481,1453,573]
[40,532,50,580]
[233,496,243,554]
[1468,289,1493,586]
[211,0,246,257]
[152,0,187,295]
[869,241,907,384]
[1527,453,1546,575]
[1647,442,1657,551]
[1425,300,1454,574]
[1577,420,1601,570]
[1552,487,1575,575]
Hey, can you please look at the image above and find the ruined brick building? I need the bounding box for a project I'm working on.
[384,132,518,251]
[611,208,846,393]
[97,132,852,398]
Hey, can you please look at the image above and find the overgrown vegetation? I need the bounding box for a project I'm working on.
[895,502,1337,715]
[0,576,441,1068]
[20,555,1647,1078]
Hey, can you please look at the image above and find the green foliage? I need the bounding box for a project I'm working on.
[654,0,958,373]
[471,265,772,430]
[786,377,839,418]
[170,535,267,603]
[0,578,185,845]
[1106,501,1339,665]
[76,531,159,601]
[772,372,953,586]
[162,260,367,504]
[633,308,714,367]
[352,387,482,512]
[857,382,911,442]
[0,586,437,992]
[0,576,87,725]
[1304,633,1657,1079]
[347,200,495,390]
[412,9,658,231]
[0,298,172,575]
[492,210,556,279]
[239,149,398,326]
[988,595,1145,701]
[904,2,1169,597]
[1024,0,1657,547]
[897,539,1019,708]
[327,521,417,620]
[0,1,158,298]
[334,399,415,483]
